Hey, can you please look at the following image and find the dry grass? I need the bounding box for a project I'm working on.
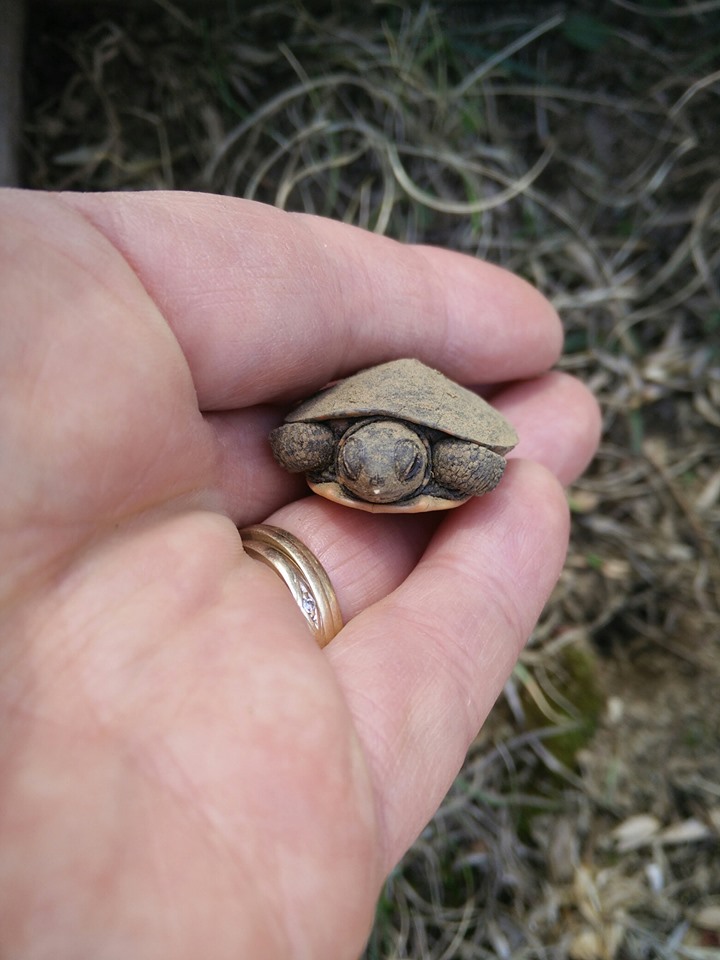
[23,1,720,957]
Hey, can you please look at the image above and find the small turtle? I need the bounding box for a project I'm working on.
[269,358,518,513]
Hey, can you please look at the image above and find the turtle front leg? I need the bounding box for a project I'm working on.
[432,438,507,497]
[270,422,335,473]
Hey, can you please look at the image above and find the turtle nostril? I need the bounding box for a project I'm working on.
[369,475,384,494]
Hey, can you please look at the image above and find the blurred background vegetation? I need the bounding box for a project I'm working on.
[17,1,720,956]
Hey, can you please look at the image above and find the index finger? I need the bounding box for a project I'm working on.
[58,191,563,409]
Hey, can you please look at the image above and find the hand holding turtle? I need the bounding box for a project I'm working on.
[0,190,600,960]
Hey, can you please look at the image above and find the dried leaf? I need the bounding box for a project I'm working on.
[610,814,660,851]
[658,818,712,845]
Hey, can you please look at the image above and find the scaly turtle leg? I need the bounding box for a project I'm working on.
[269,422,335,472]
[432,438,507,497]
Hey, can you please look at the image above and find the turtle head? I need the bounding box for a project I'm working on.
[336,419,428,504]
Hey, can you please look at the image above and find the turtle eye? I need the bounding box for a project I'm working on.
[339,436,364,481]
[395,439,424,482]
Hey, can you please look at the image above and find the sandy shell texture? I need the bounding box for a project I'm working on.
[286,358,518,451]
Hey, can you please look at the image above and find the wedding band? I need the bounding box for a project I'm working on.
[239,524,343,648]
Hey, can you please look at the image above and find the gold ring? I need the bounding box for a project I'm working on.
[239,524,343,648]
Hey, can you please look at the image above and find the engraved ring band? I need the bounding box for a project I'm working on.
[239,524,343,648]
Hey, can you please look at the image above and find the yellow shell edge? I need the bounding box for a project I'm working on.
[307,480,469,514]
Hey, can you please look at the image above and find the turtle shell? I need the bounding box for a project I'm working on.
[286,358,518,451]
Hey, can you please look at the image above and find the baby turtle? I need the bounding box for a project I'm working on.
[269,358,518,513]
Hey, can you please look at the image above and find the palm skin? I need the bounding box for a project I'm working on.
[0,190,600,960]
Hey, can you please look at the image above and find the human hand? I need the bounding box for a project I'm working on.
[0,190,599,959]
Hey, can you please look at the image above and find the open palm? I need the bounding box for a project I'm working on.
[0,190,599,959]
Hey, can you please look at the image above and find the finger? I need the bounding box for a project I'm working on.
[217,369,599,526]
[326,460,569,867]
[57,191,563,409]
[501,371,602,484]
[209,405,308,520]
[264,497,439,621]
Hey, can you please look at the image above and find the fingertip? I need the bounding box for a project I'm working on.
[496,371,601,486]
